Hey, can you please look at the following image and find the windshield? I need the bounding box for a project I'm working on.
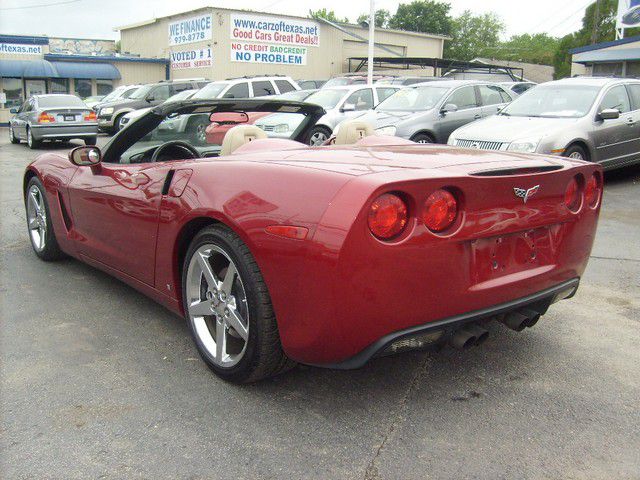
[192,82,228,99]
[376,86,449,111]
[164,90,195,103]
[305,89,346,109]
[324,78,352,87]
[38,95,87,108]
[121,86,140,99]
[101,87,125,102]
[501,84,601,118]
[129,84,154,99]
[278,90,315,101]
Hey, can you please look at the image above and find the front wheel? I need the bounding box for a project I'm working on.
[25,177,65,261]
[9,125,19,144]
[307,126,332,146]
[411,132,434,144]
[563,144,588,161]
[182,224,294,383]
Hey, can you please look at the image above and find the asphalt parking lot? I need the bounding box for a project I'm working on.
[1,131,639,480]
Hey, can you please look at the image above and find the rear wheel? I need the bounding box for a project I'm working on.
[25,177,65,261]
[182,224,294,383]
[9,125,19,144]
[564,144,588,161]
[411,132,434,144]
[27,127,41,149]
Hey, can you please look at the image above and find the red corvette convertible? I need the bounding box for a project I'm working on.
[23,99,602,383]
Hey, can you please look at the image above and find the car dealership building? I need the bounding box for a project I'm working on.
[1,7,447,124]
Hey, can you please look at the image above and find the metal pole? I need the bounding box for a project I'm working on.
[367,0,375,84]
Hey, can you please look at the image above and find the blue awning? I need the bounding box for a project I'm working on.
[49,61,121,79]
[0,59,57,78]
[0,59,121,79]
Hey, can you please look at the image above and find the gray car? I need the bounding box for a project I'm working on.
[9,94,98,149]
[448,77,640,170]
[354,80,514,144]
[255,85,399,144]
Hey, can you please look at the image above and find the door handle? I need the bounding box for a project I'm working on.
[626,117,635,125]
[474,114,481,119]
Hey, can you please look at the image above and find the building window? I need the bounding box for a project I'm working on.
[74,79,92,99]
[2,78,24,108]
[96,79,113,96]
[626,61,640,77]
[592,62,623,76]
[50,78,69,94]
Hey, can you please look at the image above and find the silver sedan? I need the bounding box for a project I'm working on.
[9,94,98,149]
[448,77,640,170]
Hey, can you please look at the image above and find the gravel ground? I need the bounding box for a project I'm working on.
[1,131,639,480]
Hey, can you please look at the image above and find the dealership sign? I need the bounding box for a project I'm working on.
[171,47,212,69]
[230,13,320,47]
[169,14,213,46]
[0,43,42,55]
[230,42,307,65]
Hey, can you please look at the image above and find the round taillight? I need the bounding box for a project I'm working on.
[368,193,408,240]
[584,173,600,208]
[564,177,580,212]
[423,189,458,232]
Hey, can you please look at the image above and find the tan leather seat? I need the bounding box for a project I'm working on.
[220,125,267,155]
[334,120,374,145]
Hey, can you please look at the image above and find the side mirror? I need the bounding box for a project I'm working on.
[341,103,356,112]
[69,146,101,166]
[441,103,458,115]
[9,107,19,114]
[599,108,620,120]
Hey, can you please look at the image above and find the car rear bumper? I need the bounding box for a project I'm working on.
[30,124,98,139]
[314,278,580,369]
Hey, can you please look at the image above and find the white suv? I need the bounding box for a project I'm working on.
[193,76,299,99]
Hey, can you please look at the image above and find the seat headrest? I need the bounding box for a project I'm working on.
[220,125,267,156]
[334,120,374,145]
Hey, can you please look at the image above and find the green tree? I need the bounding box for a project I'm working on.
[308,8,349,24]
[445,11,505,61]
[357,9,391,28]
[484,33,559,65]
[388,0,453,36]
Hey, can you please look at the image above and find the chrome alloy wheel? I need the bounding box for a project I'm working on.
[568,151,584,160]
[309,131,328,146]
[186,245,249,367]
[26,184,47,252]
[195,123,207,143]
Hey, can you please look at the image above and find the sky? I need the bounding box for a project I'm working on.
[0,0,591,41]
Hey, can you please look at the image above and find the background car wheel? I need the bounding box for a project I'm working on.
[117,115,128,131]
[411,133,435,144]
[84,136,98,146]
[113,114,125,133]
[26,127,41,149]
[9,126,20,144]
[564,144,588,161]
[307,126,332,146]
[182,224,294,383]
[25,177,66,261]
[187,116,210,144]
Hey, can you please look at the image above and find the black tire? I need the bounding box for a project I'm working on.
[411,132,435,144]
[25,176,66,261]
[182,224,294,383]
[9,125,20,144]
[26,127,41,149]
[563,144,588,161]
[307,125,332,146]
[113,113,125,133]
[84,136,98,146]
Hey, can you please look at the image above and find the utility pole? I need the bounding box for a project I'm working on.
[591,0,600,44]
[367,0,375,84]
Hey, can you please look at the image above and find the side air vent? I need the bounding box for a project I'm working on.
[470,166,563,177]
[57,191,73,231]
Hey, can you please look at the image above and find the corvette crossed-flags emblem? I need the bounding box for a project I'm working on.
[513,185,540,204]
